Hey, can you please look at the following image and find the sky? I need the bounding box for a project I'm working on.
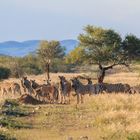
[0,0,140,42]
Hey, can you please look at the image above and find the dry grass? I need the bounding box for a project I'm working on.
[11,94,140,140]
[0,71,140,140]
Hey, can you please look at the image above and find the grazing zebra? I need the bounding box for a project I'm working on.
[97,83,131,94]
[58,76,71,104]
[71,77,97,104]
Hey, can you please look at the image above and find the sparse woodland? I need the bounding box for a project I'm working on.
[0,25,140,140]
[0,25,139,80]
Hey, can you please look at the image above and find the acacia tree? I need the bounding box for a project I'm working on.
[78,25,129,83]
[37,40,65,80]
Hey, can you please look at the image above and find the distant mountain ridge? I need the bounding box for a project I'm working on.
[0,39,78,57]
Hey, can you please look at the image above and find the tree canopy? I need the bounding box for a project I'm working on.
[65,46,87,65]
[122,34,140,60]
[37,40,65,80]
[37,40,65,63]
[78,25,126,65]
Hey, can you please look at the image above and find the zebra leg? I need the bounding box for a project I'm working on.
[64,95,66,104]
[62,95,65,104]
[12,88,16,97]
[77,94,80,104]
[68,93,71,104]
[81,94,84,104]
[3,89,7,97]
[60,94,63,104]
[38,95,40,101]
[2,89,5,97]
[58,89,61,103]
[0,89,3,97]
[19,89,22,95]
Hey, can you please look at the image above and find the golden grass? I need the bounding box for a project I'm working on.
[0,71,140,140]
[9,94,140,140]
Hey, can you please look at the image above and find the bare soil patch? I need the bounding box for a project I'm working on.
[18,94,44,105]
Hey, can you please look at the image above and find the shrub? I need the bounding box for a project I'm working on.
[2,99,30,117]
[22,63,42,75]
[0,117,24,129]
[127,132,140,140]
[0,67,11,79]
[0,130,16,140]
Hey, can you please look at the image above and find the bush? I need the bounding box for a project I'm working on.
[127,132,140,140]
[0,99,32,129]
[2,99,30,117]
[0,130,16,140]
[51,59,75,73]
[0,117,24,129]
[2,99,19,108]
[22,63,42,75]
[0,117,32,129]
[0,67,11,79]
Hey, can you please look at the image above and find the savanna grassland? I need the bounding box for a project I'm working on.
[0,65,140,140]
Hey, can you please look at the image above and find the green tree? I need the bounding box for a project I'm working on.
[9,58,23,78]
[78,25,129,83]
[65,46,87,65]
[21,54,42,75]
[122,34,140,60]
[37,40,65,80]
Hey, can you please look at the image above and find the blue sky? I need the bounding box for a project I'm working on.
[0,0,140,41]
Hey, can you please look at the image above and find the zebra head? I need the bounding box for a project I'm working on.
[71,78,81,91]
[58,76,67,90]
[30,80,39,89]
[21,76,31,89]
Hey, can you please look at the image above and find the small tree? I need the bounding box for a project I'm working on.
[37,40,65,80]
[9,59,23,78]
[78,25,129,83]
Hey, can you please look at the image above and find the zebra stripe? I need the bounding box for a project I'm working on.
[130,85,140,94]
[71,78,97,104]
[59,76,71,104]
[97,83,131,94]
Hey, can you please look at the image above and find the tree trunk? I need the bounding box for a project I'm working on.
[97,62,129,83]
[97,70,105,83]
[97,63,115,83]
[46,63,50,80]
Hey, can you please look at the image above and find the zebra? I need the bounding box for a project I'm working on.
[21,77,34,95]
[12,83,22,95]
[58,76,71,104]
[97,83,131,94]
[71,77,97,104]
[130,85,140,94]
[30,79,59,103]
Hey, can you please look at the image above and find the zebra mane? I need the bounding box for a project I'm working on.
[76,79,87,87]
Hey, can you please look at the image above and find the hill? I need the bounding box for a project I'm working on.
[0,39,78,57]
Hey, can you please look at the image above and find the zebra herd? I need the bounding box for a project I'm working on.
[19,75,140,104]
